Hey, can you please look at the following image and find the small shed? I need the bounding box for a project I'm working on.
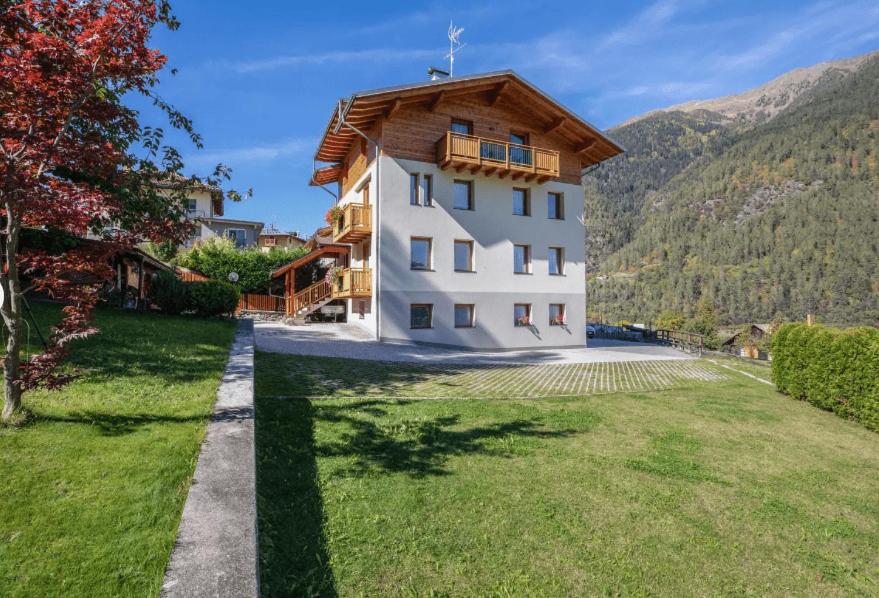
[721,324,767,359]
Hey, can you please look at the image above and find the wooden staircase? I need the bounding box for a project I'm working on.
[289,280,332,321]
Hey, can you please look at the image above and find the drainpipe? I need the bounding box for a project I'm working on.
[333,98,382,341]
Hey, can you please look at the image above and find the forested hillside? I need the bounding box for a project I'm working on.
[586,51,879,326]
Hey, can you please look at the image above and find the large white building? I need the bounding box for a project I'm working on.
[273,71,622,349]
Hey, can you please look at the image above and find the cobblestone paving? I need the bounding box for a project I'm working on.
[263,356,728,399]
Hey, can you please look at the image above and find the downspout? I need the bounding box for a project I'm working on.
[333,98,382,341]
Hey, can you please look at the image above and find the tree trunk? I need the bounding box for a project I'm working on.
[1,207,22,423]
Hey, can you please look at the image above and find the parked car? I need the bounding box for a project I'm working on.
[586,325,596,338]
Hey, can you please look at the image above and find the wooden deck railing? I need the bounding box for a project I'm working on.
[437,132,560,178]
[291,279,331,315]
[333,203,372,242]
[332,267,371,298]
[237,293,284,313]
[655,329,705,355]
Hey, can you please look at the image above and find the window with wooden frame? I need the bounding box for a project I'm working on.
[514,303,532,327]
[453,180,474,210]
[512,187,530,216]
[410,304,433,329]
[263,237,276,246]
[454,240,474,272]
[410,237,432,270]
[451,119,473,135]
[549,304,566,326]
[513,244,531,274]
[547,192,564,220]
[548,247,565,275]
[361,181,370,205]
[454,304,475,328]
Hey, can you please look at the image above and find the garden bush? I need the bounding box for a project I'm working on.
[188,280,240,317]
[150,270,191,315]
[772,323,879,431]
[176,237,308,293]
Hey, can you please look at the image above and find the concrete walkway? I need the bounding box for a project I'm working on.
[162,320,258,598]
[255,321,692,365]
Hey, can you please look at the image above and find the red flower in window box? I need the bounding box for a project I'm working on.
[516,316,531,326]
[551,315,566,326]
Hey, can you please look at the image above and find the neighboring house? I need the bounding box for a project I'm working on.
[273,71,622,349]
[721,324,768,359]
[258,226,306,252]
[159,179,264,249]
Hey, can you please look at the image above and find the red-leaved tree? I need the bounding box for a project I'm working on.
[0,1,241,421]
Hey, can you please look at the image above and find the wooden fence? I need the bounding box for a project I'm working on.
[237,292,285,313]
[175,267,209,283]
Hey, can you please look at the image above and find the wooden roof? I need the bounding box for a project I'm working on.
[313,70,623,170]
[270,244,349,278]
[310,164,343,187]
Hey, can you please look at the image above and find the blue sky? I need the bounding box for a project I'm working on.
[137,0,879,235]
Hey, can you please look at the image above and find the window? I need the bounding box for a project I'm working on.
[453,180,473,210]
[548,192,564,220]
[451,119,473,135]
[549,304,566,326]
[410,174,432,206]
[454,240,474,272]
[513,244,531,274]
[548,247,564,275]
[410,237,432,270]
[514,303,532,327]
[454,304,475,328]
[510,131,532,166]
[512,188,530,216]
[409,173,419,205]
[421,174,433,207]
[263,236,276,246]
[226,228,247,248]
[186,198,198,214]
[361,182,370,205]
[410,304,433,329]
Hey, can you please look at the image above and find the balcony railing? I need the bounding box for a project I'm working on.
[332,267,372,299]
[332,203,372,243]
[436,132,560,181]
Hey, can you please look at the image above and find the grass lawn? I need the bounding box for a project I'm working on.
[0,302,236,597]
[256,352,879,596]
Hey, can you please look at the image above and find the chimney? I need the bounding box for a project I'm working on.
[428,66,450,81]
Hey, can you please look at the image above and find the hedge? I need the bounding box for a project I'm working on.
[149,273,239,318]
[771,323,879,432]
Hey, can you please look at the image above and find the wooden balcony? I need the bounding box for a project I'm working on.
[331,267,372,299]
[436,132,560,183]
[332,203,372,243]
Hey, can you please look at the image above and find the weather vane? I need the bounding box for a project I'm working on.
[446,21,465,77]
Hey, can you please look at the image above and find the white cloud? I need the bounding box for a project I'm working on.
[186,137,315,167]
[227,47,439,74]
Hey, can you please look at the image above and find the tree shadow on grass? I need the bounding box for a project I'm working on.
[256,398,337,597]
[31,411,208,436]
[313,401,581,478]
[255,397,591,595]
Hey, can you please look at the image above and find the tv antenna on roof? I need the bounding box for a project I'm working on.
[445,21,465,77]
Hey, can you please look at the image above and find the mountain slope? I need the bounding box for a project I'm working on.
[586,50,879,325]
[624,50,878,127]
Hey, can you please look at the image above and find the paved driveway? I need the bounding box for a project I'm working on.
[254,321,692,365]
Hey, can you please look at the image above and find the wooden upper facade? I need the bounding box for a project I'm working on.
[310,71,623,195]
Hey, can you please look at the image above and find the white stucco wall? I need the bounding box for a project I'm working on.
[338,163,379,334]
[375,154,586,349]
